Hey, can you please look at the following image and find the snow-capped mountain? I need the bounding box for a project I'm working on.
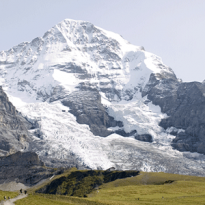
[1,19,205,176]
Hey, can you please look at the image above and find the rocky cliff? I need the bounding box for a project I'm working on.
[0,86,31,156]
[143,73,205,154]
[0,151,54,185]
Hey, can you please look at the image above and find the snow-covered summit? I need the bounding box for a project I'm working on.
[0,18,176,103]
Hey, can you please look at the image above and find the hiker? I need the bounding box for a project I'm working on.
[24,190,27,195]
[20,189,22,194]
[4,196,6,200]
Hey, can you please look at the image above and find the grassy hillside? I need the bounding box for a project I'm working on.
[87,172,205,204]
[14,171,205,205]
[35,170,139,197]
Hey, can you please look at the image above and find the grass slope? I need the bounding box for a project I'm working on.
[15,171,205,205]
[87,172,205,205]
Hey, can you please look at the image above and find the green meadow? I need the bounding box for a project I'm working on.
[10,171,205,204]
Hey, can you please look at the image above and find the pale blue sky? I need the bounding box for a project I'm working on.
[0,0,204,82]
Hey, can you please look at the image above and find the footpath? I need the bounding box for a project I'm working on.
[0,194,27,205]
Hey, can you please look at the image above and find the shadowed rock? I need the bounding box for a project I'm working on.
[134,134,153,142]
[0,151,57,185]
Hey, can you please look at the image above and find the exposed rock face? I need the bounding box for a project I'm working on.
[0,151,43,167]
[161,82,205,154]
[142,73,179,114]
[0,151,54,185]
[143,74,205,154]
[62,88,124,137]
[0,86,32,155]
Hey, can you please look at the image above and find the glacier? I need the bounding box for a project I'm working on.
[0,19,205,176]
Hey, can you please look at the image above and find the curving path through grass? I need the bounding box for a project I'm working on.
[1,194,27,205]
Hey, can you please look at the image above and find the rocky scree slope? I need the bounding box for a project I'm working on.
[0,19,205,174]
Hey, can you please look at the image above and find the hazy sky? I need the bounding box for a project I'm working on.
[0,0,204,82]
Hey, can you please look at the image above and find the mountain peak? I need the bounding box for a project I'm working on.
[0,18,192,174]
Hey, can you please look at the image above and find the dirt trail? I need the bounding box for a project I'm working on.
[1,194,27,205]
